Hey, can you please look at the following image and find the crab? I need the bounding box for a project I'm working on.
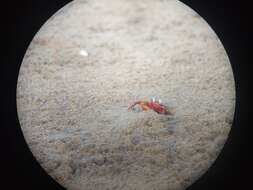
[128,97,173,115]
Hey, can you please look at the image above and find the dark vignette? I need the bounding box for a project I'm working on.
[2,0,251,190]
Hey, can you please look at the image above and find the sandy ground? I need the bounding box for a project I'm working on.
[17,0,235,190]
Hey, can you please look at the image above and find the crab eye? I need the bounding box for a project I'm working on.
[158,99,162,104]
[152,97,155,102]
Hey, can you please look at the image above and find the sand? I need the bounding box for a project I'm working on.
[16,0,235,190]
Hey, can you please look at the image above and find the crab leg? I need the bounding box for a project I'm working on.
[128,101,150,111]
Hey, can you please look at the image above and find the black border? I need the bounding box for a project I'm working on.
[2,0,251,190]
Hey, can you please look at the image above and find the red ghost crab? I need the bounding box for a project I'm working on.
[128,97,174,115]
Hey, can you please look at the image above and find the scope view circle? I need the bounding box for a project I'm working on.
[17,0,235,190]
